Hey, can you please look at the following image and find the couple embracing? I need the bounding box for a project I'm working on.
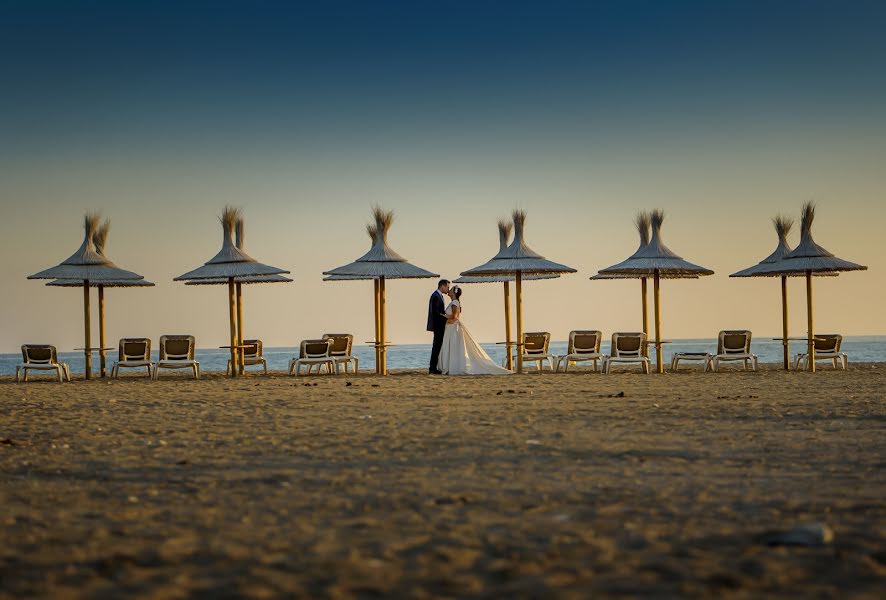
[427,279,511,375]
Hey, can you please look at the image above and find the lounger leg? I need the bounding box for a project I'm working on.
[263,359,268,375]
[15,366,20,383]
[23,368,29,382]
[56,366,63,382]
[642,361,649,374]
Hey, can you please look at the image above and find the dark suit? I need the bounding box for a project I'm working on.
[427,290,447,373]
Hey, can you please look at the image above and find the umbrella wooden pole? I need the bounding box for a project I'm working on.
[806,270,815,373]
[228,278,238,378]
[98,285,107,378]
[373,279,381,373]
[236,282,244,375]
[503,281,513,370]
[641,277,649,357]
[83,281,92,381]
[653,271,663,374]
[515,271,524,374]
[379,276,387,376]
[781,276,790,370]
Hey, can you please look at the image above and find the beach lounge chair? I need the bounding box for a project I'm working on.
[794,334,847,371]
[289,339,336,376]
[555,330,603,372]
[15,345,71,382]
[153,335,200,380]
[323,333,359,374]
[602,333,650,374]
[227,339,268,375]
[521,332,555,371]
[671,350,713,372]
[710,330,758,372]
[111,338,154,379]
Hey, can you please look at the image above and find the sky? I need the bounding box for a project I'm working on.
[1,0,884,353]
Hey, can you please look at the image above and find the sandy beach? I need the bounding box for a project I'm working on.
[1,365,884,598]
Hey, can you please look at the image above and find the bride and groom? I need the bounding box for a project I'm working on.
[427,280,511,375]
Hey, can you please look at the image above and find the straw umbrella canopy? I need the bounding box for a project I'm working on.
[460,210,577,373]
[28,214,145,380]
[323,207,439,375]
[730,215,835,370]
[174,207,289,377]
[748,203,866,372]
[184,217,292,374]
[591,212,697,357]
[47,219,155,377]
[454,220,558,370]
[598,210,713,373]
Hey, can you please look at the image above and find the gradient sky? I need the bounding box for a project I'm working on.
[1,0,884,352]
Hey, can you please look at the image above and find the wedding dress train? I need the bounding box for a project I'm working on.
[437,300,512,375]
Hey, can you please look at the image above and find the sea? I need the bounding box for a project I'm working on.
[2,336,884,376]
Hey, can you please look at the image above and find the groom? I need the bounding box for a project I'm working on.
[427,279,450,374]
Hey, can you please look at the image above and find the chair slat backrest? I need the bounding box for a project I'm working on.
[242,339,262,359]
[814,334,841,353]
[119,338,151,361]
[159,335,195,360]
[523,332,550,354]
[718,330,751,355]
[300,339,332,359]
[22,344,56,364]
[611,333,645,358]
[322,334,353,356]
[569,330,601,354]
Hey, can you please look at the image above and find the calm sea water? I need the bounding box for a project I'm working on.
[2,336,884,375]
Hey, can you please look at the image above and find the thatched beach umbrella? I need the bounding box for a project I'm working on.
[28,214,145,380]
[185,217,292,374]
[730,215,833,370]
[48,219,155,378]
[455,220,558,370]
[750,203,866,372]
[323,207,439,375]
[460,210,577,373]
[591,213,697,357]
[175,207,289,378]
[598,210,713,373]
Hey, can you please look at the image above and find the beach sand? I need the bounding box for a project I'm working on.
[1,365,884,598]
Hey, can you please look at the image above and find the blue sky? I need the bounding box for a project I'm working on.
[1,1,884,350]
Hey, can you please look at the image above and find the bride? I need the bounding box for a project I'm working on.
[437,285,512,375]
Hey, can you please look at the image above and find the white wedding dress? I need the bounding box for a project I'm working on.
[437,300,512,375]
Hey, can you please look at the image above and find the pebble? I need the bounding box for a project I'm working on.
[758,522,834,546]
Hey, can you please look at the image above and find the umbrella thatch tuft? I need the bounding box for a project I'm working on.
[774,214,793,240]
[93,219,111,255]
[800,202,814,237]
[234,216,245,250]
[497,219,513,251]
[635,211,651,247]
